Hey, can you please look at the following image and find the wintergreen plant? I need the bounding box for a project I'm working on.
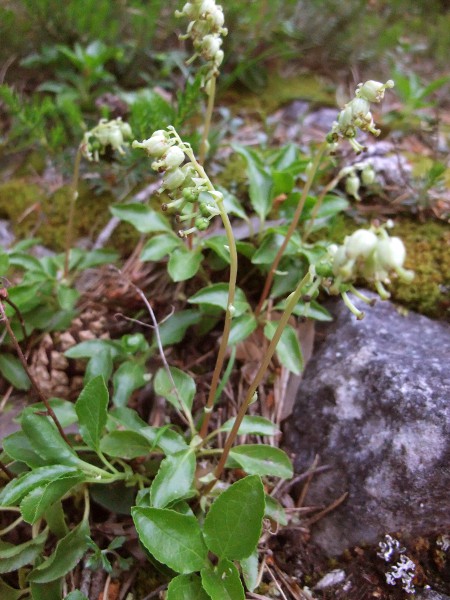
[0,0,416,596]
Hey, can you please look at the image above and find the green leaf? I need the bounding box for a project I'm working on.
[167,574,210,600]
[64,591,89,600]
[21,412,82,467]
[57,285,80,311]
[84,349,113,384]
[75,375,109,451]
[107,406,148,431]
[0,465,79,506]
[154,367,195,412]
[168,247,203,282]
[188,283,250,317]
[228,314,258,346]
[112,361,147,407]
[264,494,288,526]
[276,298,333,321]
[0,250,9,275]
[110,204,171,233]
[0,353,31,390]
[272,171,295,196]
[220,187,248,221]
[28,519,90,583]
[220,416,280,436]
[234,145,273,221]
[70,248,119,271]
[0,577,26,600]
[150,449,196,508]
[2,431,46,468]
[157,309,201,347]
[64,339,123,360]
[140,427,188,455]
[90,482,136,515]
[140,233,181,261]
[241,550,259,592]
[20,471,85,524]
[0,530,47,574]
[29,399,78,428]
[263,321,303,375]
[201,560,245,600]
[100,431,154,459]
[228,445,293,479]
[251,230,300,265]
[203,235,231,264]
[203,475,264,560]
[30,578,63,600]
[132,507,208,574]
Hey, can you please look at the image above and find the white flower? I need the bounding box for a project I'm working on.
[346,230,378,259]
[375,237,406,270]
[356,79,394,103]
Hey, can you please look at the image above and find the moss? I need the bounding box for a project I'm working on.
[224,72,335,116]
[325,214,450,321]
[0,178,140,253]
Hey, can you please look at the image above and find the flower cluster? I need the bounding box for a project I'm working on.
[80,118,132,162]
[377,534,416,594]
[176,0,227,92]
[329,222,414,298]
[339,161,376,201]
[132,127,221,237]
[327,80,394,154]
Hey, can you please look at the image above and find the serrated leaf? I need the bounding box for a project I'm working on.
[132,507,208,574]
[153,367,195,412]
[75,376,109,451]
[220,416,280,436]
[112,361,146,407]
[157,309,201,347]
[167,574,210,600]
[28,519,90,583]
[0,353,31,390]
[241,550,259,592]
[110,204,171,233]
[228,314,258,346]
[201,559,245,600]
[264,494,288,526]
[203,475,264,560]
[167,247,203,282]
[0,529,47,574]
[20,471,85,524]
[150,449,196,508]
[100,431,154,459]
[29,399,78,428]
[84,349,113,384]
[140,233,181,261]
[21,412,82,467]
[64,339,123,360]
[203,235,231,264]
[30,579,63,600]
[2,431,47,468]
[188,283,250,317]
[228,445,293,479]
[234,144,273,221]
[0,465,79,506]
[263,321,303,375]
[140,427,188,455]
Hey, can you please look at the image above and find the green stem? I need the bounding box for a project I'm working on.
[255,142,327,317]
[168,128,238,439]
[212,270,317,482]
[199,77,216,165]
[64,145,82,279]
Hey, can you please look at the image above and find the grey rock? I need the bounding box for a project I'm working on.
[0,219,15,248]
[284,293,450,556]
[415,590,450,600]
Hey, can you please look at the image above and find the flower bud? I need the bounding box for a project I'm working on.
[201,34,222,59]
[361,164,376,185]
[132,135,169,158]
[356,79,394,103]
[346,229,378,259]
[345,172,361,201]
[164,146,186,169]
[375,237,406,269]
[162,168,186,191]
[195,216,210,230]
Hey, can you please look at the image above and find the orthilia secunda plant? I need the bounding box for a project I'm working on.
[176,0,228,162]
[64,118,133,278]
[256,79,395,316]
[133,125,237,437]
